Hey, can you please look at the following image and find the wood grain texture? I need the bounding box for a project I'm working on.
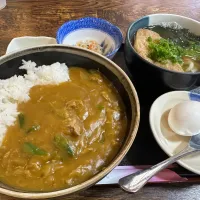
[0,0,200,199]
[0,184,199,200]
[0,0,200,55]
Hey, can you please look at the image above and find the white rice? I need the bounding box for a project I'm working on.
[0,60,70,145]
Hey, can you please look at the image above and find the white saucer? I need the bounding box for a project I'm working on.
[6,36,57,54]
[150,91,200,175]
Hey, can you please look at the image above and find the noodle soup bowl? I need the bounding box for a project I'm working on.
[125,14,200,100]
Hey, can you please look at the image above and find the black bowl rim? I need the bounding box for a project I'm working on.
[126,13,200,75]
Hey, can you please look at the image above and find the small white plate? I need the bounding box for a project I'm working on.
[6,36,57,54]
[150,91,200,175]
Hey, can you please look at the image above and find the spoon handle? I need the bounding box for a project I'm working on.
[119,146,198,193]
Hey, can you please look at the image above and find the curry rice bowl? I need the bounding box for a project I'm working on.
[0,58,128,192]
[0,60,70,145]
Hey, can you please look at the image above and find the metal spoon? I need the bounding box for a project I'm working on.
[119,133,200,193]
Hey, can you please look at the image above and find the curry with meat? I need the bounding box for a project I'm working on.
[0,67,127,191]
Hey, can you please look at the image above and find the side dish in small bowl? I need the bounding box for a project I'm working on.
[56,17,123,59]
[125,14,200,92]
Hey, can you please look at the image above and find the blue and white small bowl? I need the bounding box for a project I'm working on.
[56,17,123,59]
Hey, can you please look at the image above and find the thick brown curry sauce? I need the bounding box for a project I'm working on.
[0,67,127,191]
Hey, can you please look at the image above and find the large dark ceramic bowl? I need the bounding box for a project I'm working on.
[0,45,140,199]
[125,14,200,98]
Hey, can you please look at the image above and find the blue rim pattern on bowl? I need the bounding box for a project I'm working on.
[189,90,200,101]
[56,17,123,58]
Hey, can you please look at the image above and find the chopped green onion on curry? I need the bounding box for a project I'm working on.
[18,113,25,128]
[23,142,47,156]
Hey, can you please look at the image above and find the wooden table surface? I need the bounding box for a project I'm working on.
[0,0,200,199]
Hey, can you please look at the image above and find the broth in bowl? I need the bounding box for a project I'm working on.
[133,24,200,73]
